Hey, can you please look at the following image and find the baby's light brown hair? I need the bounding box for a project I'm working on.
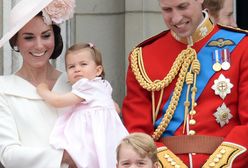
[65,42,105,78]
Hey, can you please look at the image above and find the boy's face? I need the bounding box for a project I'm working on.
[116,144,157,168]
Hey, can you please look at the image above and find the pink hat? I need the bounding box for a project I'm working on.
[0,0,75,48]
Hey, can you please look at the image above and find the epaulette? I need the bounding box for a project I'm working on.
[217,24,248,35]
[136,30,169,48]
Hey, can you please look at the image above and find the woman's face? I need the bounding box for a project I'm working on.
[16,16,55,69]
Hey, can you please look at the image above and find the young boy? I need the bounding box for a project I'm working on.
[116,133,159,168]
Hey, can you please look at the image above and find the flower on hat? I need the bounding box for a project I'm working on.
[42,0,75,25]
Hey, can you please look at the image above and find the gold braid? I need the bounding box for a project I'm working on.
[130,47,197,140]
[131,47,186,91]
[131,47,185,124]
[183,58,200,133]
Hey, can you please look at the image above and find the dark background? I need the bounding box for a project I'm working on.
[236,0,248,29]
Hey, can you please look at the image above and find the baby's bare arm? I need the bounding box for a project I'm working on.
[37,83,82,107]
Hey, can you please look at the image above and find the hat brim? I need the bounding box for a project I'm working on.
[0,0,53,48]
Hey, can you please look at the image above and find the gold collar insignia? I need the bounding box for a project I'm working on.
[171,10,214,45]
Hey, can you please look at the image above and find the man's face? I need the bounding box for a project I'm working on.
[159,0,204,38]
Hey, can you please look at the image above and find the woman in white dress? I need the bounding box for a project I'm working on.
[0,0,77,167]
[37,42,129,168]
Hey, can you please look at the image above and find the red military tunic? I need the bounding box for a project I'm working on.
[122,15,248,167]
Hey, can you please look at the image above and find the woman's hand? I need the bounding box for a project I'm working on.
[62,150,77,168]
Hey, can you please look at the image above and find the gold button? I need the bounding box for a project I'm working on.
[167,157,173,162]
[209,162,216,167]
[220,149,226,154]
[216,154,222,159]
[189,119,196,125]
[189,110,196,115]
[171,161,176,166]
[189,130,196,135]
[164,154,169,159]
[214,158,220,163]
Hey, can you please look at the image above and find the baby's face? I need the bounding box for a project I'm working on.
[117,144,157,168]
[66,48,102,84]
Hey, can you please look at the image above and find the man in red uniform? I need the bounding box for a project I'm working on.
[122,0,248,167]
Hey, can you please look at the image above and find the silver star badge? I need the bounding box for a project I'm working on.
[211,74,233,99]
[214,103,233,127]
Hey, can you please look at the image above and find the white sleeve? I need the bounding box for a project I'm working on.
[71,78,95,103]
[0,94,65,168]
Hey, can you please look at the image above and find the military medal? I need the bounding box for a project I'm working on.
[221,49,231,70]
[211,74,233,99]
[212,50,222,71]
[221,62,230,71]
[213,103,233,127]
[212,63,222,72]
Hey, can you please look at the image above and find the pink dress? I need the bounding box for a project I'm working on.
[49,77,128,168]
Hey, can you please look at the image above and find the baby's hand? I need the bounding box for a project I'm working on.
[37,83,49,94]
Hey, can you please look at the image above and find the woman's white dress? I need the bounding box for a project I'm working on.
[0,73,71,168]
[49,77,128,168]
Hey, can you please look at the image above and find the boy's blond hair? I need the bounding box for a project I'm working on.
[116,132,158,163]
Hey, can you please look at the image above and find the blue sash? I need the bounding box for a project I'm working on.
[155,29,246,137]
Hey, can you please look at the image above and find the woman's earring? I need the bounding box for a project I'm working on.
[13,46,19,52]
